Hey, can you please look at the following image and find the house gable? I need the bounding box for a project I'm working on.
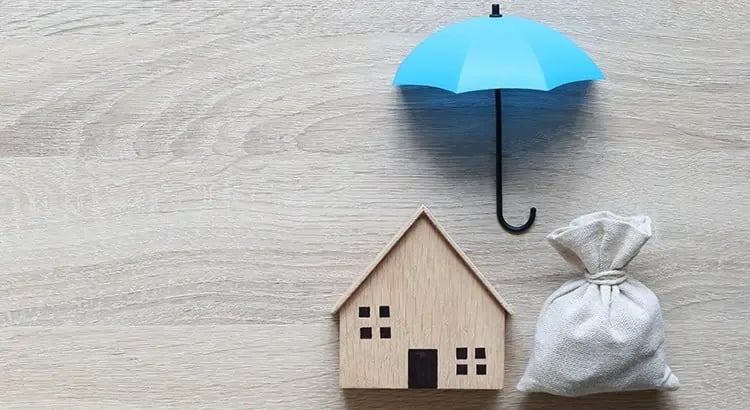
[331,205,513,315]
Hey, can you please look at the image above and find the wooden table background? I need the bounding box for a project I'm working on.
[1,0,748,408]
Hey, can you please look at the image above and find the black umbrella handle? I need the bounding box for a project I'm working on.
[495,89,536,233]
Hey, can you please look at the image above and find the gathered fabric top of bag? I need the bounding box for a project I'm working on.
[547,211,652,285]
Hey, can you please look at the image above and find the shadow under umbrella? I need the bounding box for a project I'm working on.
[396,81,597,227]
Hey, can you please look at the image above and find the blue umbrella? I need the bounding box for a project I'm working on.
[394,4,604,233]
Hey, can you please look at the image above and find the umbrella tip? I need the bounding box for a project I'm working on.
[490,4,502,17]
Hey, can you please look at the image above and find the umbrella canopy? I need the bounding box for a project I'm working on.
[393,4,604,233]
[394,13,604,92]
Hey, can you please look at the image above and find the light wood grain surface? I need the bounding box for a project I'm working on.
[0,0,748,408]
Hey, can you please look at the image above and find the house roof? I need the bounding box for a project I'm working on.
[331,205,514,315]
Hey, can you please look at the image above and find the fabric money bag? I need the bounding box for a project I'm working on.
[517,211,679,396]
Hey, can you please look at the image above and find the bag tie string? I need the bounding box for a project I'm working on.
[585,269,627,286]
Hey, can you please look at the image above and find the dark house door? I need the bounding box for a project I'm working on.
[408,349,438,388]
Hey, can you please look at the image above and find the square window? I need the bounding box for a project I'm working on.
[476,364,487,375]
[475,347,486,359]
[379,305,390,318]
[456,347,468,360]
[360,327,372,339]
[380,327,391,339]
[456,364,468,375]
[358,306,370,318]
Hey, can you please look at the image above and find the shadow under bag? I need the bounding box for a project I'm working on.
[517,212,679,396]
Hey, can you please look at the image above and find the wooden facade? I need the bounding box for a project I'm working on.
[333,206,512,389]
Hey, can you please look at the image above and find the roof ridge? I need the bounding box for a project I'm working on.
[331,205,513,315]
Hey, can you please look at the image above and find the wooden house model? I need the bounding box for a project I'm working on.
[332,206,513,389]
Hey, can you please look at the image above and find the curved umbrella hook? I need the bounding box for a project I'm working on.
[495,89,536,233]
[498,203,537,233]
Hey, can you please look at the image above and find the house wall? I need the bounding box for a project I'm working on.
[339,215,506,389]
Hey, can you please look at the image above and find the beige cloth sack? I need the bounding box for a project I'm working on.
[517,211,679,396]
